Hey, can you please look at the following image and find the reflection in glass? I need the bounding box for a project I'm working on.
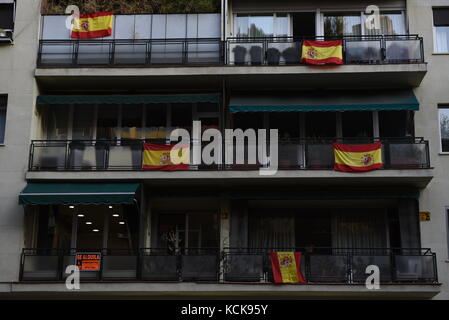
[365,13,406,35]
[440,108,449,152]
[236,14,288,37]
[42,105,70,140]
[72,105,95,140]
[324,14,362,36]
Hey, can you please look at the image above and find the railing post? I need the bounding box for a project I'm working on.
[72,41,79,66]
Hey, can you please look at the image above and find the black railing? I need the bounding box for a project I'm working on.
[20,247,438,284]
[37,38,225,67]
[227,35,424,66]
[36,35,424,67]
[28,137,431,171]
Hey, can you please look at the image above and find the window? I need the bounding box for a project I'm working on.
[324,13,362,36]
[433,8,449,53]
[439,106,449,152]
[0,0,15,42]
[305,112,336,138]
[365,12,406,35]
[235,14,289,37]
[0,95,6,144]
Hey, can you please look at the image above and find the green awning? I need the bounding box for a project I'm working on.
[229,90,419,112]
[19,183,140,205]
[36,93,220,105]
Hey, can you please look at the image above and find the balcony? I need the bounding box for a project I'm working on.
[35,35,427,90]
[20,247,438,284]
[28,137,430,171]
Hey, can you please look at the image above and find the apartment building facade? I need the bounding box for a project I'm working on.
[1,0,449,299]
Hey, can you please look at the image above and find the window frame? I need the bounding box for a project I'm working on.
[0,0,16,42]
[433,8,449,54]
[438,105,449,154]
[0,95,7,145]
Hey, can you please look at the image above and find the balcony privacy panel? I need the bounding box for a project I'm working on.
[345,40,382,63]
[102,255,138,279]
[307,255,348,282]
[386,39,422,62]
[32,143,67,170]
[21,255,59,281]
[224,254,264,282]
[141,255,178,280]
[395,255,436,281]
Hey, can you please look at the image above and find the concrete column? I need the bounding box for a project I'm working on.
[398,198,421,248]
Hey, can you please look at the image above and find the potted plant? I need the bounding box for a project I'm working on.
[267,47,281,65]
[232,45,247,65]
[282,46,300,64]
[249,45,263,65]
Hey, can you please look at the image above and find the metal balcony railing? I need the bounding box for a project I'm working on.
[20,247,438,283]
[36,35,424,67]
[28,137,431,171]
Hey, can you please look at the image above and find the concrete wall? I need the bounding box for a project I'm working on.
[0,0,41,282]
[408,0,449,300]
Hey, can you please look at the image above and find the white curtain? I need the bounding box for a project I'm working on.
[331,209,388,250]
[249,214,295,249]
[435,27,449,53]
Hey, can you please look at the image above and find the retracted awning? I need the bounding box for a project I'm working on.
[36,93,220,105]
[229,90,419,113]
[19,183,140,205]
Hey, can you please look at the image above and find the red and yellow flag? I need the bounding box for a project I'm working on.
[142,143,190,171]
[270,252,306,284]
[301,40,343,65]
[71,11,114,39]
[333,142,383,172]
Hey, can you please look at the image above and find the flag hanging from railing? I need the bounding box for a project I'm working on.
[301,40,343,65]
[71,11,114,39]
[142,143,190,170]
[270,252,306,284]
[333,142,383,172]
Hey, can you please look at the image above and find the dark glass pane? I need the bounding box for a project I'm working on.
[342,111,373,138]
[305,112,336,138]
[121,104,143,139]
[97,105,118,140]
[269,113,300,139]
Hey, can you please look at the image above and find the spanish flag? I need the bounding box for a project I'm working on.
[142,143,190,171]
[333,142,383,172]
[301,40,343,65]
[270,252,306,284]
[71,11,114,39]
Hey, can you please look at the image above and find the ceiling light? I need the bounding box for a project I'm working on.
[86,222,92,225]
[109,206,113,209]
[69,206,75,209]
[77,214,84,217]
[112,214,119,217]
[92,229,99,232]
[119,221,125,225]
